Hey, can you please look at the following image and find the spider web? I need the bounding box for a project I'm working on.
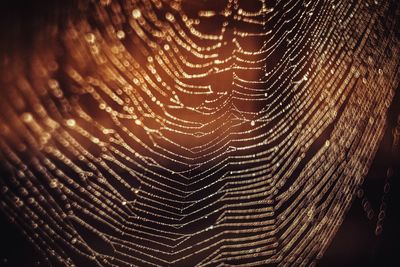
[0,0,400,266]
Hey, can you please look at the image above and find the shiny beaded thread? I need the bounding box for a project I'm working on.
[0,0,399,266]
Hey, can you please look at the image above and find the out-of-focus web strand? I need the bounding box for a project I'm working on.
[0,0,399,266]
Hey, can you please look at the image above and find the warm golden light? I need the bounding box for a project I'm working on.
[0,0,399,266]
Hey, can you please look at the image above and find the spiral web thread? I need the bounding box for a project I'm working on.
[0,0,399,266]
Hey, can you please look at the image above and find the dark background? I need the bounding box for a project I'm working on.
[1,104,399,267]
[0,1,399,266]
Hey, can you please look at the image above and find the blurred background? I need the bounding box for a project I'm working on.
[0,0,399,266]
